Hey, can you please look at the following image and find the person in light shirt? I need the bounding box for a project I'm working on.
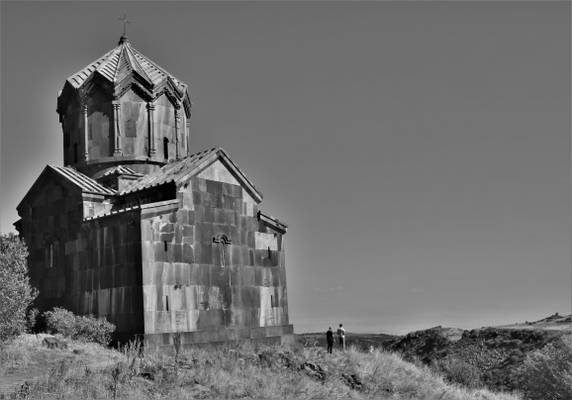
[337,323,346,350]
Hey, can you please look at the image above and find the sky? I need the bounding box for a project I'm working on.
[1,1,570,334]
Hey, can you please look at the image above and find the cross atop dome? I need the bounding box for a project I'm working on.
[118,14,131,38]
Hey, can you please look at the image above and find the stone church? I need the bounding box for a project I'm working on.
[15,35,294,348]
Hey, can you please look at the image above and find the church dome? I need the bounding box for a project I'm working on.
[57,36,192,178]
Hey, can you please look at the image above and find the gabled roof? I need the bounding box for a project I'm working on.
[17,165,116,211]
[121,147,263,202]
[49,166,117,195]
[66,36,187,95]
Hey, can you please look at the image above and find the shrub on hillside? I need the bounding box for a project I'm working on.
[432,356,483,389]
[44,307,115,345]
[0,233,37,341]
[515,336,572,400]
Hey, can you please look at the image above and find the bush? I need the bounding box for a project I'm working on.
[0,233,37,341]
[515,336,572,400]
[432,356,483,389]
[44,307,116,345]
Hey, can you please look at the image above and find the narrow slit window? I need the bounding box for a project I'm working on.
[165,296,169,311]
[163,137,169,160]
[164,241,168,252]
[46,243,54,268]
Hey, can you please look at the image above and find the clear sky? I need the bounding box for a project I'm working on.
[1,1,570,334]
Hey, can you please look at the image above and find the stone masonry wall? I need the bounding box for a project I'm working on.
[141,161,291,346]
[18,180,144,339]
[18,182,84,310]
[72,211,144,336]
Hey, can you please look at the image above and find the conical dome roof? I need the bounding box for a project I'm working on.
[56,36,193,178]
[60,36,191,116]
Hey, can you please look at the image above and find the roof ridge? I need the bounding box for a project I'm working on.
[67,47,118,88]
[110,46,123,82]
[124,44,152,83]
[131,46,174,79]
[130,45,186,90]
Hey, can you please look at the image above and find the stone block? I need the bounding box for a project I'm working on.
[182,224,194,238]
[160,232,174,242]
[222,195,234,210]
[196,223,214,243]
[230,246,242,266]
[223,182,242,198]
[153,262,165,286]
[154,242,166,262]
[174,225,183,243]
[214,208,226,224]
[187,210,195,225]
[182,244,194,263]
[196,309,224,330]
[197,177,207,192]
[203,207,214,222]
[164,263,175,285]
[172,243,182,262]
[189,263,200,283]
[227,210,238,225]
[199,244,212,264]
[212,248,221,267]
[182,192,194,210]
[206,180,222,196]
[192,191,202,205]
[212,194,223,209]
[199,264,211,285]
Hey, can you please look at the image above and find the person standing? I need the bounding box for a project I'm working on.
[337,323,346,350]
[326,327,334,353]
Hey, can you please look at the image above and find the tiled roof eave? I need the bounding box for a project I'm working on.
[257,210,288,234]
[120,179,176,195]
[49,166,117,196]
[83,205,140,222]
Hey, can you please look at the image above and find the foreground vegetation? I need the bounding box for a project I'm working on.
[0,234,36,341]
[1,334,520,400]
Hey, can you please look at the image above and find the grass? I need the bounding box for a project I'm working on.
[0,334,522,400]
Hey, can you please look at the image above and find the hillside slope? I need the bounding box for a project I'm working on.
[383,314,572,393]
[0,334,520,400]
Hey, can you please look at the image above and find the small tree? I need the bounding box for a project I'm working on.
[0,233,37,341]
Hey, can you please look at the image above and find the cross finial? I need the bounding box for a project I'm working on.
[119,14,131,37]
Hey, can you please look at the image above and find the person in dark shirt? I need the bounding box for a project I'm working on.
[326,327,334,353]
